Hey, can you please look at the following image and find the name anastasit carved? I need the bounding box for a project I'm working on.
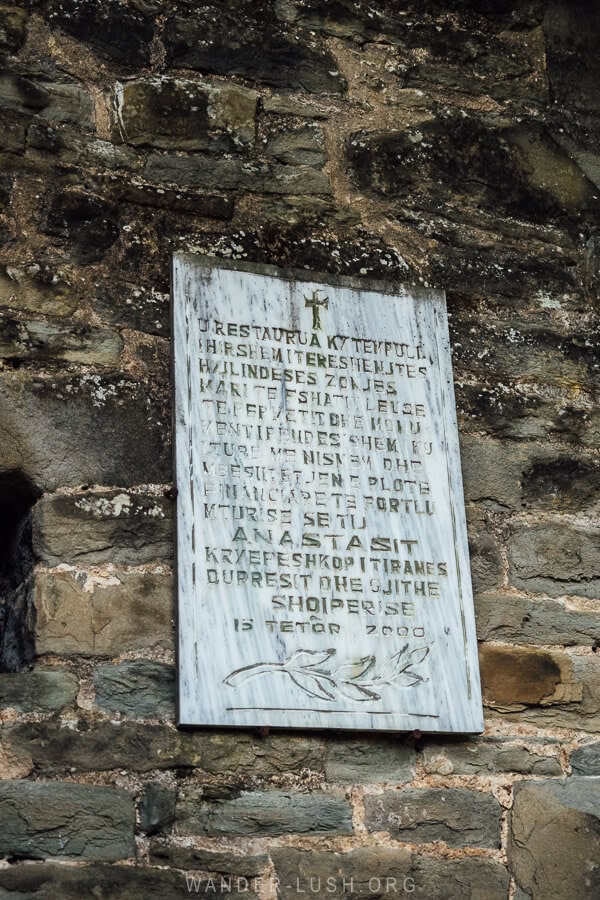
[174,256,483,732]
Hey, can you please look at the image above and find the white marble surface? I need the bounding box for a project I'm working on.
[173,254,483,733]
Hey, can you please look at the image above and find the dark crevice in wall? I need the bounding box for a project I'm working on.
[0,470,42,673]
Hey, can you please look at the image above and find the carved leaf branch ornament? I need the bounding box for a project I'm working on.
[224,646,431,703]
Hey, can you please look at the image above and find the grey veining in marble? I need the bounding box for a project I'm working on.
[173,254,483,733]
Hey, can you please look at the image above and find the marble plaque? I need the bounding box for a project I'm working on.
[173,254,483,733]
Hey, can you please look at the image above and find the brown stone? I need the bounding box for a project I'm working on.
[487,654,600,734]
[479,644,581,707]
[0,5,28,53]
[509,778,600,898]
[34,570,174,657]
[0,266,78,318]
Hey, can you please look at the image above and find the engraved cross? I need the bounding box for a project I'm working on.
[304,290,329,330]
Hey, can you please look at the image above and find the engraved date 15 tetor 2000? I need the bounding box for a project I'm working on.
[224,646,431,703]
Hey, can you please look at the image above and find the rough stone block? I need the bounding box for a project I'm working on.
[466,507,504,591]
[544,0,600,113]
[0,75,93,127]
[33,491,173,566]
[0,669,78,713]
[265,125,326,167]
[282,1,545,101]
[479,644,581,708]
[1,722,323,775]
[103,178,235,221]
[0,314,122,366]
[475,593,600,647]
[0,780,134,861]
[47,0,154,66]
[144,154,331,196]
[94,660,175,718]
[139,782,176,836]
[422,738,562,776]
[571,743,600,776]
[0,862,252,900]
[347,116,599,229]
[509,778,600,898]
[0,265,78,317]
[364,788,501,848]
[0,373,171,491]
[1,721,198,774]
[325,738,415,783]
[271,847,510,899]
[43,190,119,265]
[34,570,174,657]
[199,732,323,777]
[111,77,257,150]
[149,843,267,877]
[163,6,345,93]
[0,114,24,152]
[458,383,600,448]
[521,455,600,513]
[460,434,525,509]
[271,847,414,899]
[508,524,600,598]
[415,856,511,899]
[451,317,600,395]
[176,789,352,836]
[93,281,171,338]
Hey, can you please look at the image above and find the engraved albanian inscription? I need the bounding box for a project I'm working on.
[194,314,447,662]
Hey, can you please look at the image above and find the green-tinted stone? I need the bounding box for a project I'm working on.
[325,738,415,783]
[94,660,175,718]
[0,669,78,712]
[364,788,501,848]
[508,524,600,598]
[0,780,134,861]
[176,789,352,836]
[139,783,176,835]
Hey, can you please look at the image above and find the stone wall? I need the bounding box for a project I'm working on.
[0,1,599,898]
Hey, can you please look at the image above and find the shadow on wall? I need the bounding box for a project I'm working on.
[0,470,41,672]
